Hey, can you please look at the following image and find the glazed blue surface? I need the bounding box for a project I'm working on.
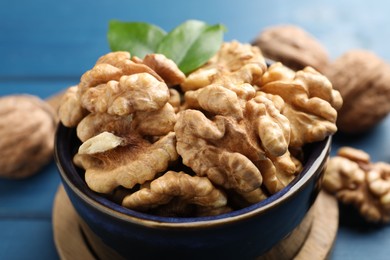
[2,0,390,259]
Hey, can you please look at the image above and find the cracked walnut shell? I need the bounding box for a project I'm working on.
[0,95,56,179]
[323,147,390,223]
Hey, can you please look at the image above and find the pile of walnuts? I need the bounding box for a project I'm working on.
[58,41,342,217]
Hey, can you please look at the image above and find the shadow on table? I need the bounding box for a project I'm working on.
[338,202,385,233]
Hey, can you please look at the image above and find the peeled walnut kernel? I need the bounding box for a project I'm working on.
[58,86,88,127]
[324,147,390,223]
[246,94,291,157]
[76,113,132,142]
[59,51,179,143]
[122,171,227,211]
[76,103,176,143]
[337,146,370,164]
[184,84,245,119]
[58,51,181,128]
[324,50,390,134]
[260,63,342,147]
[181,41,267,91]
[131,103,177,137]
[175,93,298,197]
[0,95,56,179]
[253,24,330,72]
[74,132,178,194]
[141,54,186,86]
[78,131,124,154]
[82,73,170,116]
[175,109,263,194]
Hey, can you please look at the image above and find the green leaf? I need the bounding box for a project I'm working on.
[107,19,226,74]
[107,20,166,58]
[157,20,226,74]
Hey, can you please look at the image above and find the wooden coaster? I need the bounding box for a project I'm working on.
[52,186,338,260]
[52,186,94,260]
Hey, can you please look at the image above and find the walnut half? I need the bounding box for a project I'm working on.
[324,147,390,223]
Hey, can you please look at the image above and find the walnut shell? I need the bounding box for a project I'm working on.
[0,95,56,179]
[324,50,390,134]
[253,25,329,72]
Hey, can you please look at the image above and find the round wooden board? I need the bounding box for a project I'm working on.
[52,186,338,260]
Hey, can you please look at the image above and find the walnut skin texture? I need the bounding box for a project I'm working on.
[0,95,56,179]
[74,132,178,194]
[61,52,182,194]
[58,86,88,127]
[179,91,296,196]
[140,54,186,86]
[253,25,329,72]
[82,73,170,116]
[324,147,390,223]
[181,40,267,92]
[175,109,264,194]
[324,50,390,134]
[76,113,133,143]
[58,51,178,141]
[177,43,340,201]
[260,63,342,147]
[58,51,181,126]
[122,171,227,211]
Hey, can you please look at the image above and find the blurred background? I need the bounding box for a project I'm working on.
[1,0,390,95]
[1,0,390,259]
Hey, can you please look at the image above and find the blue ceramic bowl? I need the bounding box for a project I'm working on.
[54,123,331,259]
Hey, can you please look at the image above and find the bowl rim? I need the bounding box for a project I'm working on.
[55,123,331,229]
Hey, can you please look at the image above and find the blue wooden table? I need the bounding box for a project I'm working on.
[2,0,390,259]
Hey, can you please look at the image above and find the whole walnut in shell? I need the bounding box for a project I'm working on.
[253,25,329,72]
[324,50,390,134]
[0,95,56,179]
